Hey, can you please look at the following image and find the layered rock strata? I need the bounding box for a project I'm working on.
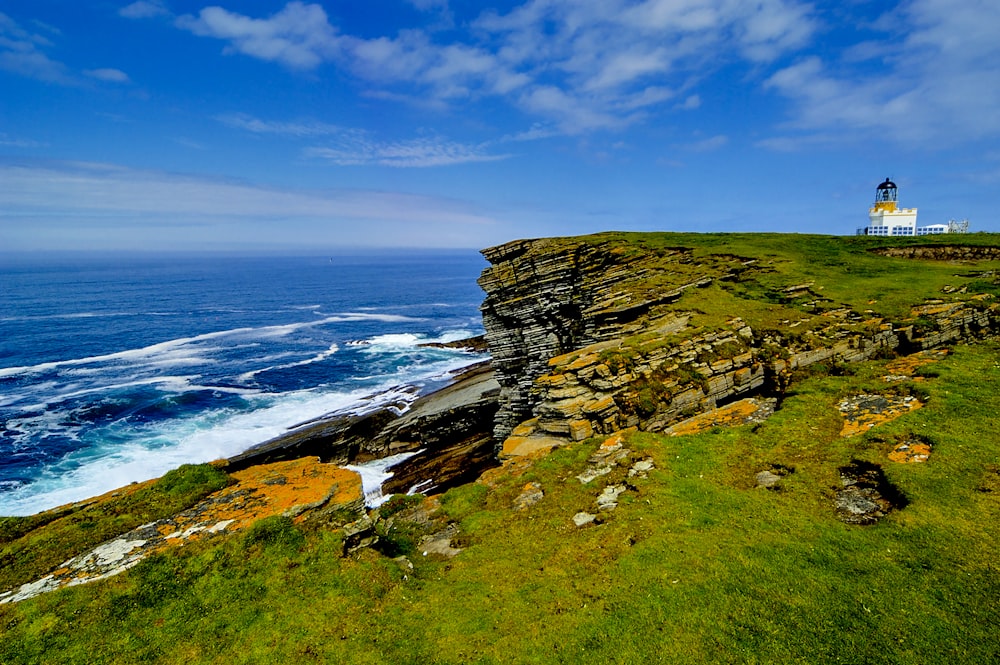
[479,236,1000,451]
[871,245,1000,261]
[478,237,756,440]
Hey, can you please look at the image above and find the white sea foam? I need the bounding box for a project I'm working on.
[363,333,426,350]
[237,343,340,382]
[0,330,254,378]
[361,328,476,352]
[0,352,482,516]
[39,375,200,403]
[0,371,259,411]
[0,313,425,379]
[346,450,423,509]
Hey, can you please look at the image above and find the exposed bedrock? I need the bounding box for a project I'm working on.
[478,236,756,440]
[871,245,1000,261]
[478,236,1000,448]
[226,362,500,493]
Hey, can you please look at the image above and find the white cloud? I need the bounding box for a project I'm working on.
[305,135,508,167]
[763,0,1000,146]
[173,1,818,134]
[172,137,206,150]
[216,113,345,137]
[407,0,449,11]
[684,134,729,152]
[176,2,340,70]
[677,94,701,110]
[219,112,508,167]
[584,48,672,91]
[495,124,560,143]
[734,0,814,61]
[0,133,44,148]
[0,14,129,86]
[119,1,170,19]
[84,68,130,83]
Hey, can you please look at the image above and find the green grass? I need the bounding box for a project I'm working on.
[0,464,231,592]
[2,342,998,664]
[580,231,1000,326]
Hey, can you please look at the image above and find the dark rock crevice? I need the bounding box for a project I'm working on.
[836,460,908,524]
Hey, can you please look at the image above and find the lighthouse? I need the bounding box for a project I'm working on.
[856,178,967,236]
[857,178,919,236]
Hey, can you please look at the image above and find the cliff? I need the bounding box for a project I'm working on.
[479,233,1000,452]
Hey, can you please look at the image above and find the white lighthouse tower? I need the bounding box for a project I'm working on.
[857,178,919,236]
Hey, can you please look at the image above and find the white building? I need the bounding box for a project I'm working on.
[856,178,969,236]
[857,178,923,236]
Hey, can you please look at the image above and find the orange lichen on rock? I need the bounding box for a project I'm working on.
[152,457,364,546]
[888,440,932,463]
[0,458,365,605]
[598,429,632,450]
[838,394,923,437]
[664,398,776,437]
[884,348,948,378]
[910,303,956,316]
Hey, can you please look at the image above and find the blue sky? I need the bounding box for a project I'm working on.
[2,0,998,251]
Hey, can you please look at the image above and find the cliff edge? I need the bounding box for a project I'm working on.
[479,232,1000,452]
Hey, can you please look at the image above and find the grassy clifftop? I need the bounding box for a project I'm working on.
[3,233,1000,664]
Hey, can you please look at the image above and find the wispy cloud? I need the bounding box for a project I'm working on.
[173,1,817,134]
[406,0,449,11]
[84,67,130,83]
[494,124,560,143]
[119,1,171,20]
[762,0,1000,146]
[1,12,132,87]
[471,0,815,130]
[0,160,500,249]
[676,94,701,110]
[216,112,345,137]
[220,112,509,167]
[172,137,206,150]
[0,133,45,148]
[683,134,729,152]
[305,136,508,168]
[0,11,73,84]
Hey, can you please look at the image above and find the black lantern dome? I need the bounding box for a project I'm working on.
[875,178,897,203]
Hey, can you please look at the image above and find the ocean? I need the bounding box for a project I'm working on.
[0,251,488,516]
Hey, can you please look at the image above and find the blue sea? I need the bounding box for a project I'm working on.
[0,251,488,516]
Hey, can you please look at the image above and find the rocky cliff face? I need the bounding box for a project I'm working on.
[478,236,756,440]
[479,235,1000,451]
